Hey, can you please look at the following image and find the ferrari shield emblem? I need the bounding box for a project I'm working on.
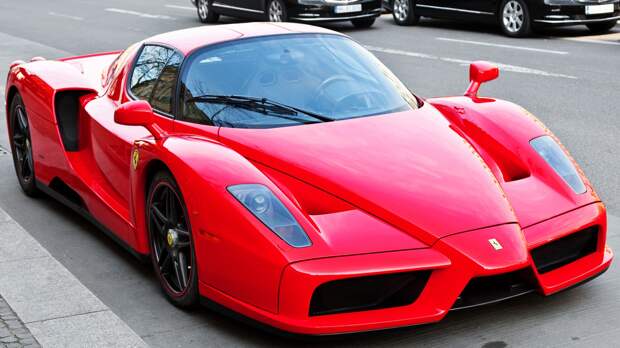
[131,149,140,170]
[488,238,503,250]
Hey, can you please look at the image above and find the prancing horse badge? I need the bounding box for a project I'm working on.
[488,238,503,250]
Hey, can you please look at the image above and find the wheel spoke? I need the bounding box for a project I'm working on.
[177,252,189,289]
[17,108,28,131]
[151,205,168,230]
[173,259,184,290]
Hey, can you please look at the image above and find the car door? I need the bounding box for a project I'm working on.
[86,44,182,235]
[416,0,497,18]
[212,0,264,18]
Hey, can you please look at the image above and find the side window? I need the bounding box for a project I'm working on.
[129,45,182,114]
[150,53,182,114]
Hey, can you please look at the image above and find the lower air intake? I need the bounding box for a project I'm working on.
[309,271,431,316]
[531,226,599,274]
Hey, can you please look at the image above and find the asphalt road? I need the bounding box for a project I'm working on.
[0,0,619,347]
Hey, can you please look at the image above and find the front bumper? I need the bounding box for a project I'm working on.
[200,202,612,335]
[534,1,620,25]
[289,0,382,22]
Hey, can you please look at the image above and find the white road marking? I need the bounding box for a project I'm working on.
[165,4,196,11]
[364,45,578,79]
[48,11,84,21]
[436,37,568,55]
[105,8,176,20]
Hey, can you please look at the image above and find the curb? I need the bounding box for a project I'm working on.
[0,205,148,347]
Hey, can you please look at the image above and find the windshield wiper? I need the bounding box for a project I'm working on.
[187,94,333,123]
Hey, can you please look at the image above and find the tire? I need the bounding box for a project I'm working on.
[392,0,419,26]
[499,0,531,37]
[586,20,617,34]
[147,170,199,307]
[196,0,219,23]
[8,93,39,197]
[351,17,376,28]
[266,0,288,22]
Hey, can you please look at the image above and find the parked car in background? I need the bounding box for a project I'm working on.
[191,0,382,27]
[384,0,619,37]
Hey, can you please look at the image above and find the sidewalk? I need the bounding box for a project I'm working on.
[0,206,148,348]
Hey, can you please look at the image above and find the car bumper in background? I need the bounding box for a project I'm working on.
[290,0,382,22]
[535,2,620,25]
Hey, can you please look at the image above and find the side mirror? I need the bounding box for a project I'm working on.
[114,100,164,139]
[464,61,499,98]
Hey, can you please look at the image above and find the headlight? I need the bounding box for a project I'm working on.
[530,135,586,194]
[228,184,312,248]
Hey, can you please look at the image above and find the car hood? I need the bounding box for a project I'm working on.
[219,102,517,244]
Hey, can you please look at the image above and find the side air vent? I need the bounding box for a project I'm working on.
[54,91,90,151]
[309,271,431,316]
[452,268,536,310]
[49,178,86,211]
[531,226,598,274]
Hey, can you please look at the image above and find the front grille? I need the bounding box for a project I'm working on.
[531,226,599,274]
[309,271,430,316]
[452,268,537,310]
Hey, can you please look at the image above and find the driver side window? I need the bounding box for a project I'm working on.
[130,45,182,115]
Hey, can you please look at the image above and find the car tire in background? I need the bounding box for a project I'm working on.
[197,0,219,23]
[392,0,420,26]
[352,17,376,28]
[499,0,531,37]
[586,20,617,34]
[267,0,288,22]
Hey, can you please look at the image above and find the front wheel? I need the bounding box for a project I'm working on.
[499,0,531,37]
[9,93,39,197]
[351,17,376,28]
[586,20,617,34]
[267,0,288,22]
[147,171,199,307]
[392,0,419,26]
[196,0,219,23]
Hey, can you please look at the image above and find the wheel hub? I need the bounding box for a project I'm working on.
[166,229,178,248]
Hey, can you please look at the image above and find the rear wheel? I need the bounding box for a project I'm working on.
[197,0,219,23]
[147,171,198,307]
[9,93,39,197]
[267,0,288,22]
[499,0,531,37]
[586,20,617,34]
[351,17,376,28]
[392,0,419,26]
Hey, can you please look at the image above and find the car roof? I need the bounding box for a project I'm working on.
[145,22,345,55]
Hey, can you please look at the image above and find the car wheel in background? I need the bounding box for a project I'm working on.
[586,20,617,34]
[147,171,199,307]
[499,0,531,37]
[352,17,376,28]
[267,0,288,22]
[9,93,39,197]
[392,0,419,26]
[197,0,219,23]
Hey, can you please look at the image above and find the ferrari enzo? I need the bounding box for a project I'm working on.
[5,23,612,335]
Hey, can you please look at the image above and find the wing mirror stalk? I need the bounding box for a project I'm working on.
[114,100,165,140]
[464,61,499,98]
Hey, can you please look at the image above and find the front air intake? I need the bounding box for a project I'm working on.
[309,271,430,316]
[531,226,599,274]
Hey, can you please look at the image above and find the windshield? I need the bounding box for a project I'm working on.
[179,34,418,128]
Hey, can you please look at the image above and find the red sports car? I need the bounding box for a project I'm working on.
[5,23,612,335]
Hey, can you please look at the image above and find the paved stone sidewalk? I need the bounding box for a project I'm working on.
[0,295,40,348]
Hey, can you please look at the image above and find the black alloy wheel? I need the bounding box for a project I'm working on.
[148,171,198,307]
[9,93,39,197]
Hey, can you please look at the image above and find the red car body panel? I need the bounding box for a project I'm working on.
[4,23,612,335]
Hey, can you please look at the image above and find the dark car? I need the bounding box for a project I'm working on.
[383,0,619,37]
[191,0,382,27]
